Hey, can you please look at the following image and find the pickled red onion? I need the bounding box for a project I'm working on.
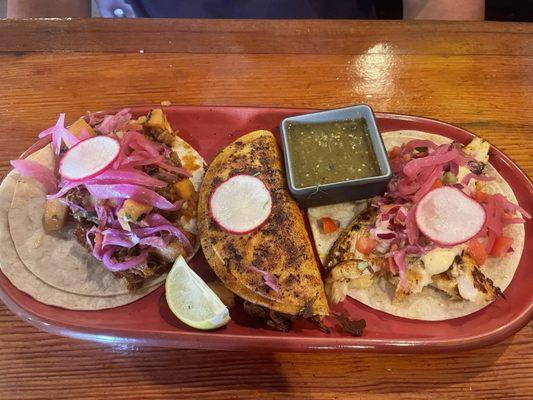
[132,225,192,254]
[86,184,177,210]
[249,266,280,292]
[37,113,79,154]
[403,147,460,178]
[461,173,496,185]
[156,161,192,177]
[48,170,165,199]
[10,159,57,194]
[94,109,131,135]
[102,248,149,272]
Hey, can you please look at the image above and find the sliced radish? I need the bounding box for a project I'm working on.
[415,186,486,246]
[59,136,120,181]
[210,174,272,234]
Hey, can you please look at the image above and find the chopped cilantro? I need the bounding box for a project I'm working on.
[357,261,368,271]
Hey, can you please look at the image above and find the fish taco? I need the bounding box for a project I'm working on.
[309,130,529,321]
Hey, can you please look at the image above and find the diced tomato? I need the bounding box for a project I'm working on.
[355,236,378,254]
[319,217,339,234]
[490,236,513,258]
[468,238,487,265]
[390,159,402,173]
[431,178,443,190]
[388,146,401,159]
[473,189,490,203]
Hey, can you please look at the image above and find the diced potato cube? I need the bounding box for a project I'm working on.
[43,199,68,232]
[117,199,152,222]
[173,179,195,201]
[146,108,172,131]
[132,115,147,124]
[68,118,96,139]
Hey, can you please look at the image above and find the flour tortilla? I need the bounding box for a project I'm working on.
[0,171,161,310]
[7,135,206,298]
[308,130,525,320]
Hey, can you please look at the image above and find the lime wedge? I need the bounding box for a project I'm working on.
[165,256,230,330]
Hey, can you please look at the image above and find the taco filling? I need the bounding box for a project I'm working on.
[11,108,204,291]
[310,133,530,320]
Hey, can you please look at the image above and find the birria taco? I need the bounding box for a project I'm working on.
[198,130,329,331]
[308,130,529,321]
[3,108,205,309]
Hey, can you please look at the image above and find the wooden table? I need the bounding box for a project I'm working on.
[0,19,531,399]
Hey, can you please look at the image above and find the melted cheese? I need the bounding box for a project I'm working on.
[421,246,463,275]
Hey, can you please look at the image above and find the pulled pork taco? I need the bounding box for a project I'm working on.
[309,130,529,321]
[0,170,162,310]
[5,108,205,307]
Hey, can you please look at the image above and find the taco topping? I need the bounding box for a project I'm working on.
[415,186,486,246]
[9,160,57,194]
[319,217,339,234]
[323,136,529,307]
[58,136,120,181]
[11,109,200,290]
[369,138,529,290]
[209,174,272,235]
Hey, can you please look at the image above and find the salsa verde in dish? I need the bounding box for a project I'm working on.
[285,119,380,188]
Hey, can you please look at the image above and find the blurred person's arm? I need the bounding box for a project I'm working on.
[403,0,485,20]
[7,0,91,18]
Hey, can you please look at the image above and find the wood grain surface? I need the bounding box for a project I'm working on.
[0,19,531,399]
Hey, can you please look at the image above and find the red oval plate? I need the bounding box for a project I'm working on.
[1,106,531,353]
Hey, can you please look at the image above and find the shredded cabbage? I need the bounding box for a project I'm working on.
[86,184,177,210]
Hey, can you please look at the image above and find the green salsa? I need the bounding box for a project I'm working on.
[285,119,381,189]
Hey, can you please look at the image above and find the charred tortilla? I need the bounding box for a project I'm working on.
[198,130,329,318]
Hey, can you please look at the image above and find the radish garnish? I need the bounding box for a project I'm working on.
[210,174,272,234]
[415,186,486,246]
[59,136,120,181]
